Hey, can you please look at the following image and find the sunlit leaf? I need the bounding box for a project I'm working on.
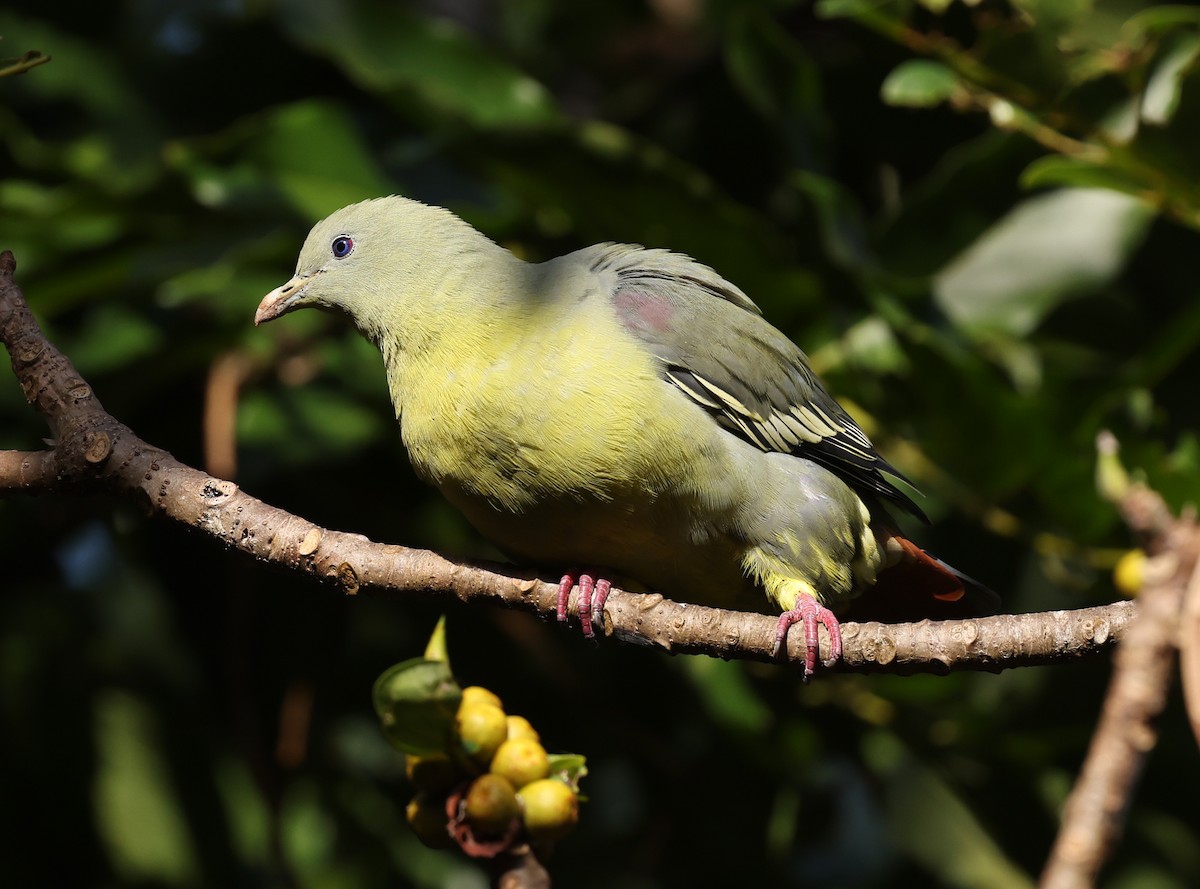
[881,60,958,107]
[934,188,1154,337]
[1142,33,1200,125]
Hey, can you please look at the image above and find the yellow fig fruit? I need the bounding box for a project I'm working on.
[452,703,508,771]
[518,778,579,843]
[461,685,503,711]
[490,737,550,789]
[464,774,520,837]
[505,714,540,743]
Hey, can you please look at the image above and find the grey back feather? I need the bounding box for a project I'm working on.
[590,243,927,523]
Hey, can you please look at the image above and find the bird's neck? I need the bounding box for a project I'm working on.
[364,245,536,413]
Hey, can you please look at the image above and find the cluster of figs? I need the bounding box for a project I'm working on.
[373,620,585,858]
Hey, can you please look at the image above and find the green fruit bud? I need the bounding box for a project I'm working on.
[490,737,550,789]
[406,791,452,849]
[464,774,520,837]
[518,778,579,842]
[406,753,461,793]
[505,714,540,743]
[453,703,508,771]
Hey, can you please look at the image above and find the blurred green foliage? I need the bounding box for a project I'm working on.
[2,1,1199,887]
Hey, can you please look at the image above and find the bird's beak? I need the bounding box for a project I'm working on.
[255,274,312,326]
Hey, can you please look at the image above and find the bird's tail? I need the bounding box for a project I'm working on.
[844,533,1000,623]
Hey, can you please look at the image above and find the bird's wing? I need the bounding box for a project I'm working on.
[589,243,927,523]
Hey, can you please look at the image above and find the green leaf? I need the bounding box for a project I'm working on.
[253,102,393,219]
[372,659,462,755]
[93,692,199,884]
[865,731,1037,889]
[933,188,1154,337]
[809,315,909,376]
[789,169,873,270]
[814,0,889,20]
[291,385,388,452]
[546,754,588,793]
[1020,155,1150,196]
[881,60,958,107]
[0,11,163,193]
[65,306,163,375]
[1142,33,1200,126]
[1123,5,1200,49]
[276,0,560,130]
[678,658,771,734]
[723,9,824,126]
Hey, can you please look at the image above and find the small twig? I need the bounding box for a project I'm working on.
[0,49,51,78]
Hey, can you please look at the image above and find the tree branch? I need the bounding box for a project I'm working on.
[1040,452,1199,889]
[1181,557,1200,750]
[0,249,1133,674]
[0,449,57,490]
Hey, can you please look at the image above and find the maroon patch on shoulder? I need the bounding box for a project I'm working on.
[614,289,675,335]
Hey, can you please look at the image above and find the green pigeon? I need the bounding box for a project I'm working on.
[256,196,996,678]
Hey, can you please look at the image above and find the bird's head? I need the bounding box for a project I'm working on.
[255,195,497,332]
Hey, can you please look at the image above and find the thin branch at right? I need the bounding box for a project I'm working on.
[1040,440,1200,889]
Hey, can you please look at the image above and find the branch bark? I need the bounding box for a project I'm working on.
[0,249,1132,674]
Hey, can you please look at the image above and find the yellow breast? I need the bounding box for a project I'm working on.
[395,293,702,510]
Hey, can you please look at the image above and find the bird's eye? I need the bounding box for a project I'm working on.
[331,235,354,259]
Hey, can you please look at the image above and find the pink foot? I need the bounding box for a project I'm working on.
[556,573,612,639]
[773,595,843,681]
[591,578,612,626]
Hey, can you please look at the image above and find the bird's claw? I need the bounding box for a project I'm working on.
[772,596,843,681]
[556,573,612,639]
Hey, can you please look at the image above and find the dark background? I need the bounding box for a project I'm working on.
[3,1,1200,887]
